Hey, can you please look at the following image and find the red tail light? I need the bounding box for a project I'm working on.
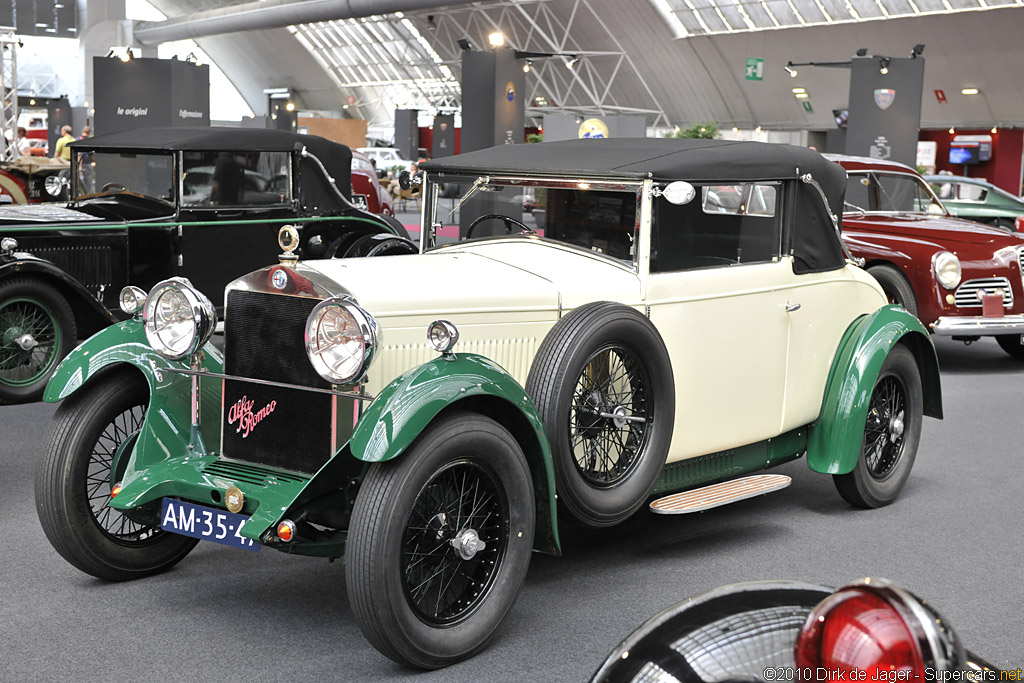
[795,586,924,677]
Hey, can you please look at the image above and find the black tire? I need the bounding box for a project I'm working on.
[525,302,674,527]
[0,277,77,404]
[833,345,923,508]
[867,264,918,318]
[995,334,1024,359]
[34,369,198,581]
[347,412,535,669]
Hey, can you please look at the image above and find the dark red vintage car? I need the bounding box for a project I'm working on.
[350,150,394,216]
[829,154,1024,359]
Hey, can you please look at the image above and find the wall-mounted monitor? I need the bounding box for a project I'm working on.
[949,144,980,165]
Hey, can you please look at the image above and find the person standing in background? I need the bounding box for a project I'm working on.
[79,125,92,140]
[16,127,31,156]
[53,125,74,161]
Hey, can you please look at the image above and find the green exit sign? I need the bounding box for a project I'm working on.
[745,58,764,81]
[802,101,813,113]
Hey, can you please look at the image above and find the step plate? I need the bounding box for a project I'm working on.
[650,474,792,514]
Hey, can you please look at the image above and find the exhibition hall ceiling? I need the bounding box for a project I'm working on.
[142,0,1024,131]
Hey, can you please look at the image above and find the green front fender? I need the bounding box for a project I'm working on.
[806,305,942,475]
[352,352,560,554]
[43,319,224,473]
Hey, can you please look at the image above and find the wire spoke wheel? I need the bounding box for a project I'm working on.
[86,402,165,545]
[403,459,508,625]
[569,344,650,487]
[0,296,62,386]
[862,376,906,480]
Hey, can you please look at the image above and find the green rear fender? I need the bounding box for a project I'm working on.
[806,305,942,475]
[351,352,561,555]
[43,319,224,472]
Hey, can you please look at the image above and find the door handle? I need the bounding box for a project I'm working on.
[785,302,801,313]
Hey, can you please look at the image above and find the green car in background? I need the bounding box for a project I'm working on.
[926,174,1024,231]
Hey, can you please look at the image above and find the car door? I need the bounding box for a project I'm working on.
[644,183,792,462]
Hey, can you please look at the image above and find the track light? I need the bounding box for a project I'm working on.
[566,55,580,69]
[949,126,955,135]
[785,62,797,78]
[910,43,925,58]
[855,48,868,57]
[488,32,505,48]
[457,38,472,52]
[523,59,532,73]
[879,57,890,75]
[991,125,998,134]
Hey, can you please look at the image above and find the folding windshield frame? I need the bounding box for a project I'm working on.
[421,172,647,273]
[844,169,947,216]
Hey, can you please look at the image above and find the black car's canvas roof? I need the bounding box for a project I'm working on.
[423,138,842,190]
[71,127,344,155]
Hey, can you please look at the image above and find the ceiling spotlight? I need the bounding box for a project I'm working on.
[523,59,533,73]
[879,57,890,75]
[488,32,505,48]
[457,38,472,52]
[792,87,806,94]
[991,125,998,134]
[119,47,134,62]
[949,126,955,135]
[566,55,580,70]
[910,43,925,58]
[785,62,797,78]
[961,87,979,95]
[855,48,868,57]
[285,101,295,112]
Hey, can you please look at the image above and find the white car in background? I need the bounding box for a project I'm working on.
[356,146,416,175]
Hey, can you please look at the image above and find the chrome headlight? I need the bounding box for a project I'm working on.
[932,251,961,290]
[304,297,380,385]
[119,286,147,316]
[142,277,216,360]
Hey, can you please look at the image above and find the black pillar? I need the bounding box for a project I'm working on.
[844,56,924,167]
[394,109,419,160]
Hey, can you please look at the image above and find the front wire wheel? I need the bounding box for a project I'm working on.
[570,344,650,487]
[347,412,535,669]
[35,370,198,580]
[833,345,923,508]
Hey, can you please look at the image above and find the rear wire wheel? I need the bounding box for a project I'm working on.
[833,345,923,508]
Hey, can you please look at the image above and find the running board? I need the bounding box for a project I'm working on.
[649,474,792,514]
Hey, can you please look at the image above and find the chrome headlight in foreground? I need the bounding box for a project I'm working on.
[143,277,216,360]
[304,297,380,384]
[933,251,962,290]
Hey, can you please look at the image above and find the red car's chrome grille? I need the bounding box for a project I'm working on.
[1018,248,1024,290]
[954,277,1013,308]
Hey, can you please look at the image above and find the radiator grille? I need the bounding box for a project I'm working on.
[1018,249,1024,290]
[203,460,310,487]
[953,277,1013,308]
[222,289,333,474]
[375,337,538,387]
[30,245,113,289]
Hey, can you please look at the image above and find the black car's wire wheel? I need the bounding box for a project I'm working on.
[35,369,197,581]
[0,278,76,405]
[347,412,535,669]
[527,302,674,527]
[834,344,923,508]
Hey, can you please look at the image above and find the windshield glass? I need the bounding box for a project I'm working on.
[74,151,174,203]
[844,171,944,214]
[182,151,290,207]
[425,174,641,264]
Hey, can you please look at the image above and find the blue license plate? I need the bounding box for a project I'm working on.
[160,499,259,552]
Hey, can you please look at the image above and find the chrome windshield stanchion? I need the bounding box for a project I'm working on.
[188,355,208,454]
[801,172,866,267]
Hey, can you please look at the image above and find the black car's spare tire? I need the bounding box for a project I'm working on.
[526,302,674,527]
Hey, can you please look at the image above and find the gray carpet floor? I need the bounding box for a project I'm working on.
[1,335,1020,682]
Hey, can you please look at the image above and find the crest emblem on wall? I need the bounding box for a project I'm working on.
[874,89,896,110]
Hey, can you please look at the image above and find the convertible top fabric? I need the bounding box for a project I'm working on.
[72,127,352,208]
[424,139,849,274]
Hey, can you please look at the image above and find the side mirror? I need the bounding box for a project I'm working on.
[45,175,69,197]
[658,181,696,205]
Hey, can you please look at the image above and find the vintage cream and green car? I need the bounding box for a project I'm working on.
[34,139,942,669]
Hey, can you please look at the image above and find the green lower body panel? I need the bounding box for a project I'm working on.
[652,427,808,496]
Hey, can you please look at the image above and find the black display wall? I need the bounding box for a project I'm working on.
[845,56,925,167]
[93,57,210,135]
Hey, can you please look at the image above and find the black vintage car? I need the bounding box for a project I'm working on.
[0,127,415,404]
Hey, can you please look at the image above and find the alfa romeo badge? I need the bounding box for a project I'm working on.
[225,486,245,513]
